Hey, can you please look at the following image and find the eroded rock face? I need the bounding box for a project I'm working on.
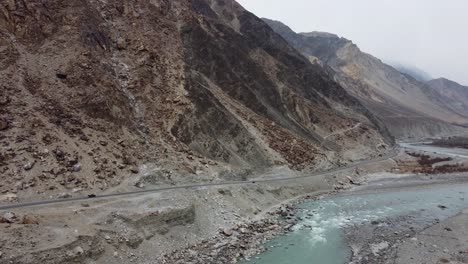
[264,18,468,140]
[172,0,391,167]
[0,0,387,196]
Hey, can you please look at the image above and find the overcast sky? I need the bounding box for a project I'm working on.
[237,0,468,85]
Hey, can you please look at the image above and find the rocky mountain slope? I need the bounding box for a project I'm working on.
[0,0,390,199]
[427,78,468,118]
[264,18,468,139]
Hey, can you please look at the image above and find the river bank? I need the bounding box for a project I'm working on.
[1,144,466,264]
[233,142,468,264]
[0,153,395,264]
[235,173,468,264]
[159,144,468,264]
[155,143,468,264]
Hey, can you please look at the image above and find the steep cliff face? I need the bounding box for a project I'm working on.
[0,0,389,196]
[264,18,468,139]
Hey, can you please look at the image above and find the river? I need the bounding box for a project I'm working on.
[239,143,468,264]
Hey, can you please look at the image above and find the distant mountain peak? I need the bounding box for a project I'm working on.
[265,17,468,139]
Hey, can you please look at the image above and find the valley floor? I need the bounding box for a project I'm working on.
[0,142,467,264]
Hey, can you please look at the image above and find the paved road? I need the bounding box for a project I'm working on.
[0,149,398,211]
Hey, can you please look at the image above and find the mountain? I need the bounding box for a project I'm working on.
[264,18,468,139]
[427,78,468,117]
[392,64,432,82]
[0,0,390,197]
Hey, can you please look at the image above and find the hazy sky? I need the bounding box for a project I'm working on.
[237,0,468,85]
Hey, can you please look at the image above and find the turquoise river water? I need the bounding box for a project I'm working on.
[240,183,468,264]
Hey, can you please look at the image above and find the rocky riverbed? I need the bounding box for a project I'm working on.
[159,193,329,264]
[235,173,468,264]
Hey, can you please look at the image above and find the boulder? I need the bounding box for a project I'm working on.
[2,212,17,223]
[73,246,84,255]
[222,228,233,236]
[72,163,82,172]
[21,215,39,225]
[116,37,127,50]
[23,161,35,171]
[15,181,24,190]
[130,166,139,174]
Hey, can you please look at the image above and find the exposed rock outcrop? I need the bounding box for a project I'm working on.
[264,18,468,139]
[0,0,388,197]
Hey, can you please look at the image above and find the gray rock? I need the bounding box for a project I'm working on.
[130,166,139,174]
[15,181,24,190]
[116,37,127,50]
[223,228,233,236]
[58,193,72,199]
[72,163,82,172]
[74,246,84,255]
[134,181,145,188]
[23,161,35,171]
[2,212,17,223]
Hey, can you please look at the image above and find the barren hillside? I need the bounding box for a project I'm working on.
[427,78,468,118]
[0,0,390,200]
[264,18,468,139]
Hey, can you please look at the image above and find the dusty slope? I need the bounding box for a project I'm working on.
[0,0,390,199]
[264,18,468,139]
[427,78,468,118]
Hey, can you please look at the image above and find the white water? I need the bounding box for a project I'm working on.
[240,184,468,264]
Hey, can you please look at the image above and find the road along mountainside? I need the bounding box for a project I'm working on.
[0,148,399,264]
[0,0,391,204]
[263,18,468,140]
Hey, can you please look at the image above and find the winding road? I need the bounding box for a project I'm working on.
[0,148,398,211]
